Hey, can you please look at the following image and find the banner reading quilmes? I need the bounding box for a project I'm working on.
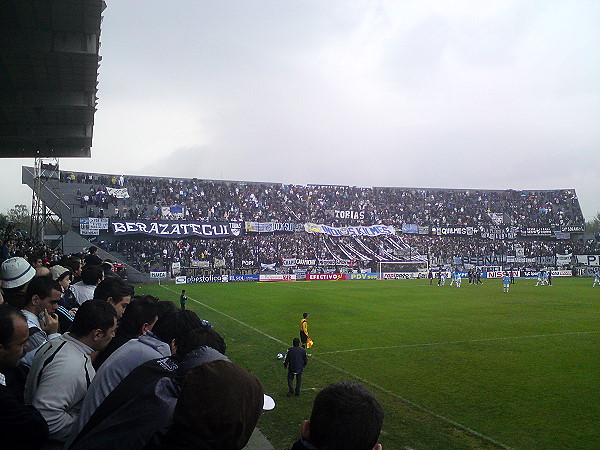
[111,220,243,238]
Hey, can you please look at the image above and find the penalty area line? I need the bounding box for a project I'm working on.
[314,357,514,450]
[318,330,600,355]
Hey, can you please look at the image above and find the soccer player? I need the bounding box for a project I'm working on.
[503,274,510,293]
[535,270,543,286]
[593,272,599,287]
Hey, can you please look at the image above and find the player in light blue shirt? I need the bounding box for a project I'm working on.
[503,274,510,293]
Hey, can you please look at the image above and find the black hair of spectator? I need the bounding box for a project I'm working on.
[70,299,117,337]
[155,299,177,316]
[308,381,384,450]
[28,254,44,266]
[61,258,82,275]
[81,264,104,285]
[116,296,159,337]
[100,261,114,277]
[89,246,98,254]
[175,326,227,357]
[152,309,202,351]
[25,276,61,304]
[0,304,26,347]
[93,276,134,303]
[293,338,300,347]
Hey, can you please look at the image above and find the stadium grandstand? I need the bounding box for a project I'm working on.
[15,167,599,282]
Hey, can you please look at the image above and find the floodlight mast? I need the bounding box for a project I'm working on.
[30,157,65,252]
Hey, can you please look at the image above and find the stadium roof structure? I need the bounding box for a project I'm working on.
[0,0,105,158]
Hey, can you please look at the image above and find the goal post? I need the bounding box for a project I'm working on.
[377,260,429,280]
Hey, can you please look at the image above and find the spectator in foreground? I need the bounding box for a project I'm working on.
[24,300,117,444]
[288,380,384,450]
[70,264,103,305]
[20,276,61,367]
[66,323,229,450]
[0,304,49,449]
[74,298,171,435]
[93,295,163,369]
[93,276,134,319]
[1,256,36,308]
[144,359,274,450]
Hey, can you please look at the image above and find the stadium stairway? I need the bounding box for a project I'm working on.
[22,167,150,283]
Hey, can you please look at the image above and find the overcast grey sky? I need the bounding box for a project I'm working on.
[2,0,599,220]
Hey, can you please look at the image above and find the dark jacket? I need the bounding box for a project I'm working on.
[84,254,102,266]
[67,347,228,450]
[144,423,215,450]
[0,382,49,449]
[284,345,308,374]
[92,332,135,370]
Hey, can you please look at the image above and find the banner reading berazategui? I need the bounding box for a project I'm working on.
[111,220,243,238]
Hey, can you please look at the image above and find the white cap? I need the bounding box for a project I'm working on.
[1,257,35,289]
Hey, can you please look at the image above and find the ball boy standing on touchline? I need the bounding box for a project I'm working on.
[179,290,187,310]
[300,313,309,348]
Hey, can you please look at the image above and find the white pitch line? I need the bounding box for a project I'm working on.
[317,330,600,355]
[159,284,514,449]
[314,357,513,450]
[160,284,289,347]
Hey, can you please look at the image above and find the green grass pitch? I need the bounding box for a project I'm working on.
[136,277,600,449]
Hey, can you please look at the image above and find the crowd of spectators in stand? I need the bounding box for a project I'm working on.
[62,170,585,230]
[112,234,329,273]
[107,233,600,274]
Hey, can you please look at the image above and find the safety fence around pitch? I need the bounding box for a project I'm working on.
[147,269,575,284]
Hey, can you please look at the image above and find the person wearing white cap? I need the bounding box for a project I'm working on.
[49,266,77,333]
[0,257,36,308]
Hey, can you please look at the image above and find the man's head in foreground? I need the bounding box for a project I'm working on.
[94,276,134,319]
[24,276,62,316]
[301,380,384,450]
[171,359,270,449]
[70,300,118,352]
[0,257,35,308]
